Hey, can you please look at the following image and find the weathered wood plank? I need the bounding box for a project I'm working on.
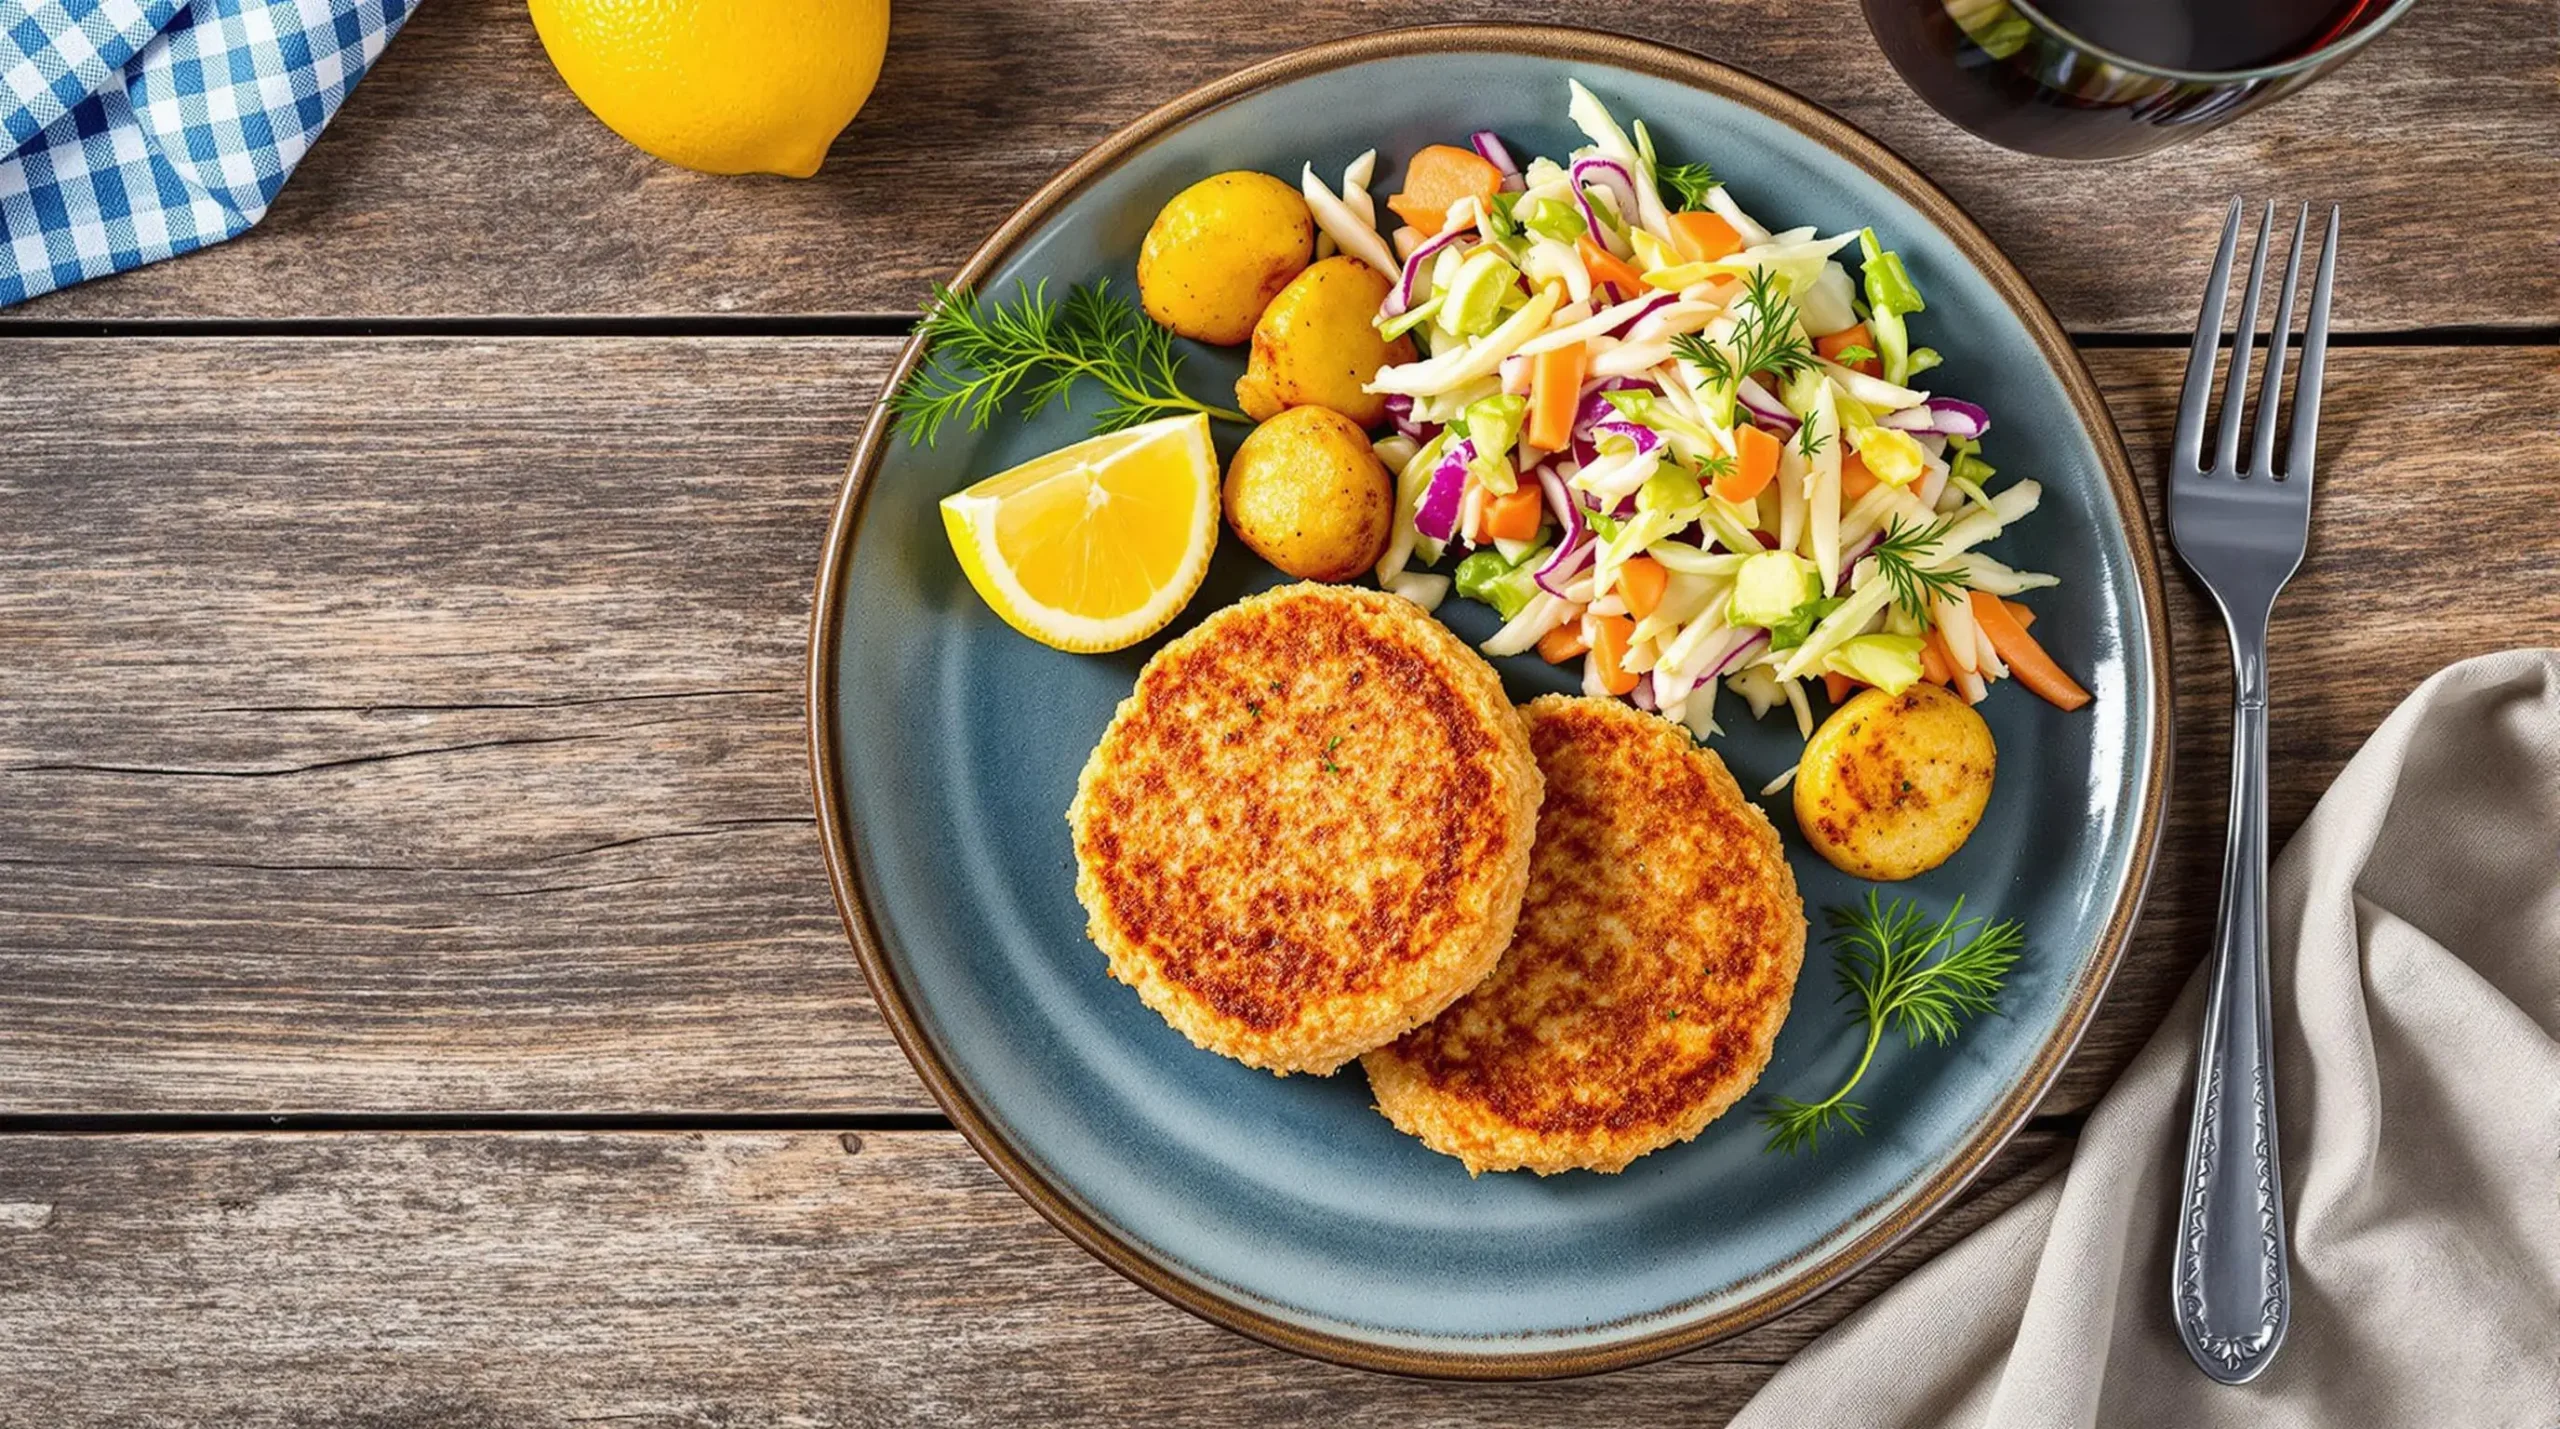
[0,337,909,1113]
[3,339,2551,1114]
[0,1128,2065,1426]
[2042,344,2560,1108]
[4,0,2550,330]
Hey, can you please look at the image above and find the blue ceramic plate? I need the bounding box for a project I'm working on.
[811,25,2168,1379]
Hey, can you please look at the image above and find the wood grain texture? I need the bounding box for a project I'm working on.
[4,0,2552,330]
[3,339,2552,1115]
[0,1128,2064,1426]
[0,338,908,1113]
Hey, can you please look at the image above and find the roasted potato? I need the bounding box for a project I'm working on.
[1137,172,1314,346]
[1235,256,1415,428]
[1794,684,1995,881]
[1223,405,1392,582]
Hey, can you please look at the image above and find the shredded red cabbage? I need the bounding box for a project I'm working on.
[1706,630,1771,680]
[1413,439,1473,542]
[1469,130,1524,192]
[1568,157,1639,247]
[1877,398,1990,439]
[1384,228,1469,317]
[1383,393,1435,443]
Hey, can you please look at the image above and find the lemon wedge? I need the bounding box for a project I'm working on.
[939,414,1222,653]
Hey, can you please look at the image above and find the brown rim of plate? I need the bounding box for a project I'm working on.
[805,22,2173,1382]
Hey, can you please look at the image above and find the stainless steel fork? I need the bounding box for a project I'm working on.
[2166,198,2337,1385]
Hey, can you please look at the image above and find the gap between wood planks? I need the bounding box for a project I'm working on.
[0,316,2555,345]
[0,1109,2095,1137]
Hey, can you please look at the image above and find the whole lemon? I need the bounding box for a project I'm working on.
[528,0,891,178]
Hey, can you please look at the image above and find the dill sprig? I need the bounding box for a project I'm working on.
[887,279,1246,447]
[1657,161,1718,212]
[1634,120,1716,213]
[1670,269,1817,392]
[1761,894,2025,1154]
[1866,514,1971,626]
[1793,420,1829,461]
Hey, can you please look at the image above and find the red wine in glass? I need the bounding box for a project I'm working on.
[1863,0,2414,159]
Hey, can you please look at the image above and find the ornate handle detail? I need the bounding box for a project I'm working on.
[2172,625,2290,1383]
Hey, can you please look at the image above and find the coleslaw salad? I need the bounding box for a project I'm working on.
[1303,81,2091,744]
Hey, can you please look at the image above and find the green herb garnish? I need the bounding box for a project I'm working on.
[1670,269,1816,392]
[1765,594,1845,653]
[888,279,1246,447]
[1867,515,1969,626]
[1761,894,2025,1154]
[1656,162,1718,212]
[1832,344,1879,366]
[1793,421,1830,461]
[1634,119,1718,212]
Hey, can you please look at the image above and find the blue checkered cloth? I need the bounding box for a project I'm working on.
[0,0,413,307]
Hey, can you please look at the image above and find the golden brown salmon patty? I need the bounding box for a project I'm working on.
[1069,583,1542,1075]
[1364,694,1806,1174]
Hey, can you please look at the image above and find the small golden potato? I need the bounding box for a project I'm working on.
[1236,256,1416,428]
[1795,684,1996,882]
[1138,172,1314,346]
[1223,406,1392,582]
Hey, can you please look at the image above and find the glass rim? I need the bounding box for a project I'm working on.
[2004,0,2426,84]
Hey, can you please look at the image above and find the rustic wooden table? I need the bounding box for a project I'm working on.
[3,0,2553,1422]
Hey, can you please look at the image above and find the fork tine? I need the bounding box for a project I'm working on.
[2249,204,2311,478]
[2176,199,2244,473]
[2284,206,2340,484]
[2214,202,2275,475]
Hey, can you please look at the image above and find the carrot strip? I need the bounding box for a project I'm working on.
[1920,627,1958,686]
[1527,342,1588,451]
[1481,483,1544,543]
[1969,590,2091,711]
[1385,144,1503,236]
[1840,451,1879,502]
[1617,555,1668,620]
[1591,615,1639,695]
[1537,623,1591,665]
[1576,235,1649,301]
[2004,598,2036,630]
[1815,323,1882,377]
[1665,211,1744,263]
[1717,424,1783,504]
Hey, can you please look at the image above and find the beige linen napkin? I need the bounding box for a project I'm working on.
[1733,650,2560,1429]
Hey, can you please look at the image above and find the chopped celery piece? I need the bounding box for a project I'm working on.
[1464,393,1528,494]
[1824,634,1926,694]
[1766,594,1846,652]
[1701,500,1764,556]
[1948,435,1997,489]
[1453,548,1529,618]
[1869,303,1914,387]
[1378,293,1443,341]
[1442,248,1520,337]
[1638,466,1704,514]
[1856,229,1926,314]
[1856,228,1926,385]
[1525,197,1586,243]
[1904,346,1944,380]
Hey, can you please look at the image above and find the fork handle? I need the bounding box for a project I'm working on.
[2173,616,2291,1383]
